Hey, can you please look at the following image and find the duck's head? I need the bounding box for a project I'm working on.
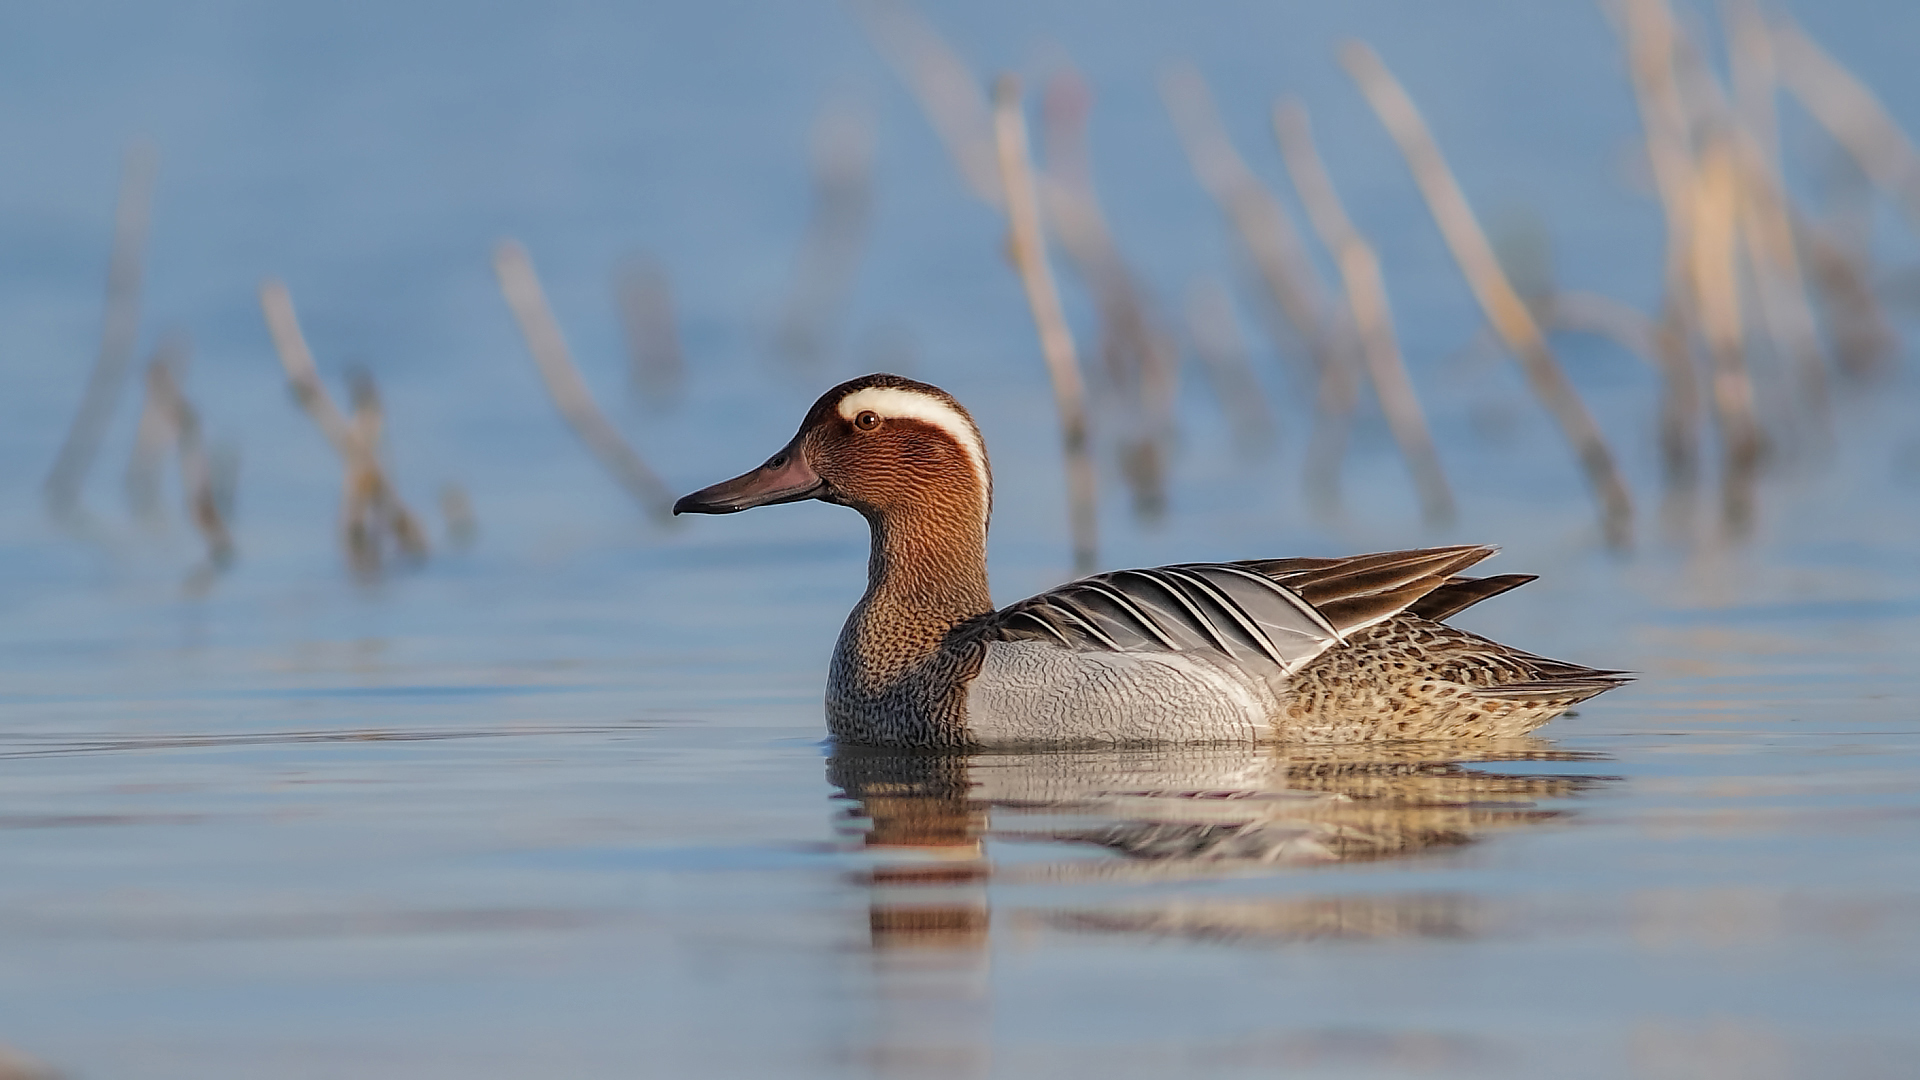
[673,373,993,533]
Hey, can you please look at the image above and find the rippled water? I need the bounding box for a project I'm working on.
[5,2,1920,1077]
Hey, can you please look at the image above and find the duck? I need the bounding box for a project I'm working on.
[674,373,1626,748]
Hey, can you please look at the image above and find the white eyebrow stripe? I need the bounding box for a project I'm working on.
[836,386,993,523]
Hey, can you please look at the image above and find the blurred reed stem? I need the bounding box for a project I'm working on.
[1773,17,1920,239]
[1619,0,1709,489]
[1161,65,1358,517]
[1183,278,1276,459]
[44,143,158,518]
[126,333,189,528]
[259,279,428,571]
[125,333,235,570]
[1041,68,1177,522]
[992,75,1098,573]
[493,240,677,524]
[1689,132,1765,532]
[1273,98,1455,527]
[344,371,430,569]
[1343,40,1634,547]
[160,360,237,571]
[1721,1,1830,426]
[850,0,1000,207]
[259,279,356,454]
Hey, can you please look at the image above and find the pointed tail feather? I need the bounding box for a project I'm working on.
[1408,574,1536,622]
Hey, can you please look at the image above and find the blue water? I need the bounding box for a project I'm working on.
[3,1,1919,1077]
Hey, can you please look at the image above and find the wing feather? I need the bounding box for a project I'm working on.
[987,547,1529,678]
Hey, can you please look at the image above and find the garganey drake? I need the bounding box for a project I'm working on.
[674,373,1626,748]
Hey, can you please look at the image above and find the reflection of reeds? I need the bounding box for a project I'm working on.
[1161,66,1358,517]
[259,279,429,573]
[613,257,684,412]
[775,99,875,372]
[493,240,677,523]
[1183,278,1276,459]
[1041,69,1178,522]
[1343,42,1634,547]
[1273,98,1455,526]
[992,76,1099,572]
[43,143,158,518]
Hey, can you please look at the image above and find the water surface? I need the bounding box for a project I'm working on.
[3,2,1919,1076]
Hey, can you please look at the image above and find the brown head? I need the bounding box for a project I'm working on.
[673,374,993,541]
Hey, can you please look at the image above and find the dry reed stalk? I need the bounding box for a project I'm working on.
[1272,98,1455,526]
[1619,0,1707,488]
[614,257,684,412]
[776,99,876,370]
[1342,41,1634,546]
[126,334,190,527]
[992,75,1098,572]
[1160,65,1357,514]
[1183,278,1276,458]
[1160,66,1342,382]
[1673,10,1829,425]
[849,0,999,207]
[1726,0,1780,170]
[343,372,429,570]
[259,279,355,455]
[1773,18,1920,238]
[44,143,158,516]
[125,332,234,568]
[1041,70,1177,521]
[258,279,428,568]
[1672,9,1829,518]
[493,240,677,523]
[1798,213,1896,376]
[1689,133,1765,531]
[1769,17,1901,377]
[153,356,237,569]
[1734,153,1830,420]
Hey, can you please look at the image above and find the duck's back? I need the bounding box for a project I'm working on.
[962,545,1625,746]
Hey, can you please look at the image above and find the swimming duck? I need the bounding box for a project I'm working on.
[674,373,1625,748]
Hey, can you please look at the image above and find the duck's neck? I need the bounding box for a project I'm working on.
[837,507,992,688]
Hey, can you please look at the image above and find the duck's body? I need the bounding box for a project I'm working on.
[676,374,1625,748]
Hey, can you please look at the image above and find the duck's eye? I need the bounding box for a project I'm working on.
[854,411,881,431]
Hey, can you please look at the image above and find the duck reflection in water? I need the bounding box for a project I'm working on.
[829,739,1618,950]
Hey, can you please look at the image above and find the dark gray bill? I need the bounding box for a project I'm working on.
[672,443,824,515]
